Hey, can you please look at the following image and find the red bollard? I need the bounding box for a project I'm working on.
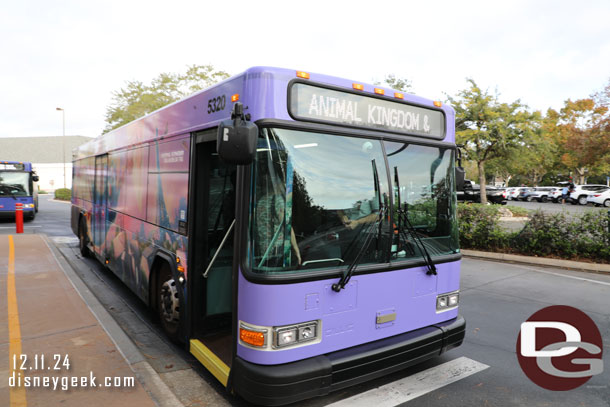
[15,203,24,234]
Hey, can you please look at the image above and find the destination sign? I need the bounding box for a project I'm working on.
[290,83,445,139]
[0,163,25,171]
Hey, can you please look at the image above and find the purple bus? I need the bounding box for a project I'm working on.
[71,67,465,405]
[0,161,39,220]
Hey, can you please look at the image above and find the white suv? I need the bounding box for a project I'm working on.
[569,184,608,205]
[587,188,610,207]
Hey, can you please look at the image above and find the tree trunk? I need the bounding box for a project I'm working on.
[478,161,487,204]
[575,167,587,184]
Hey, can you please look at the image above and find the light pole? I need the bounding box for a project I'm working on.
[56,107,66,188]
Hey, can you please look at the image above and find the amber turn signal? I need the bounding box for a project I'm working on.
[240,327,265,347]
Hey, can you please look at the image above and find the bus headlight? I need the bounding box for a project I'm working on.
[273,321,320,349]
[437,291,459,312]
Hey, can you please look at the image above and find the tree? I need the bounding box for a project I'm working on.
[104,64,230,133]
[377,74,413,93]
[447,79,539,203]
[549,98,609,184]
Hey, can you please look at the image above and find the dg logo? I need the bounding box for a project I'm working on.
[516,305,604,391]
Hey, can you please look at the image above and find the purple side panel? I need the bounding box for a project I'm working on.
[237,260,461,365]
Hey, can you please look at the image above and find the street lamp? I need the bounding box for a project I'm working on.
[56,107,66,188]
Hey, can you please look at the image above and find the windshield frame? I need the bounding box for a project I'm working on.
[239,121,461,283]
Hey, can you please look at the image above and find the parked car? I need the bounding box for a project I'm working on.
[568,184,608,205]
[548,187,563,203]
[527,187,554,202]
[587,187,610,207]
[505,187,519,200]
[457,180,507,204]
[517,187,535,201]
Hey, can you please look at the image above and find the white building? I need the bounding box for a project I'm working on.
[0,136,93,191]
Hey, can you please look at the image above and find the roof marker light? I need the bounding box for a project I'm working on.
[433,101,442,107]
[231,94,240,102]
[374,88,385,95]
[296,71,310,79]
[353,83,364,91]
[394,92,404,99]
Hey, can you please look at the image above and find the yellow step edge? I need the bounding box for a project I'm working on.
[190,339,230,387]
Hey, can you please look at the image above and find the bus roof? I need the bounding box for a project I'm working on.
[0,161,32,171]
[74,67,455,160]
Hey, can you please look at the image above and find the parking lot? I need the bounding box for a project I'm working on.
[506,199,610,215]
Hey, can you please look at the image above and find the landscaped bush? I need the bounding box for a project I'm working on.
[457,204,610,263]
[457,203,507,250]
[512,211,610,262]
[54,188,72,201]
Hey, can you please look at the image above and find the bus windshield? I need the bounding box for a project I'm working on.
[0,171,30,197]
[248,128,458,275]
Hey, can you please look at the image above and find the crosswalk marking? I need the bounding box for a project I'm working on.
[327,357,489,407]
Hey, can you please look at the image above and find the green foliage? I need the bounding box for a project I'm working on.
[54,188,71,201]
[104,64,230,133]
[513,211,610,261]
[378,74,413,93]
[457,204,610,263]
[457,203,507,249]
[447,79,540,203]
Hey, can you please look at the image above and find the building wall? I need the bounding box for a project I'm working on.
[32,162,73,191]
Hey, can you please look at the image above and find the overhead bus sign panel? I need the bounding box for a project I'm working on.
[289,83,445,139]
[0,163,25,171]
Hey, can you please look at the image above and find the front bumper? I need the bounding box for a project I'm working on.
[231,315,466,406]
[0,208,34,218]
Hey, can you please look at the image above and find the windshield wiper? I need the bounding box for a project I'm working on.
[394,166,437,276]
[332,204,386,292]
[333,159,386,293]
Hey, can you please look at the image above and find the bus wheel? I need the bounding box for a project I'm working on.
[78,218,90,258]
[157,263,180,341]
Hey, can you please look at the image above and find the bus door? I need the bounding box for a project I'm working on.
[93,155,108,258]
[190,130,236,365]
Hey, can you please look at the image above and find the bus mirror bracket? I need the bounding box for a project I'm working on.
[455,146,465,191]
[217,102,258,165]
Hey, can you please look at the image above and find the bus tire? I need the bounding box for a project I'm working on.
[26,212,35,222]
[78,218,91,258]
[156,262,180,342]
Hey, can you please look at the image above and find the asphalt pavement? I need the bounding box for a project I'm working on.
[3,195,609,406]
[506,199,610,215]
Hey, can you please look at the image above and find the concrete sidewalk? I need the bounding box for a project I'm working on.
[0,234,180,407]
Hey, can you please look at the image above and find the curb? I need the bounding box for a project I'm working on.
[461,249,610,274]
[42,235,184,407]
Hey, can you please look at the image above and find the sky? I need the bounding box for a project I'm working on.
[1,0,609,139]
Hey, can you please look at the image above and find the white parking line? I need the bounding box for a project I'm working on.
[501,262,610,287]
[326,357,489,407]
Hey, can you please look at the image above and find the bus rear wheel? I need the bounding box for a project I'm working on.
[157,262,180,341]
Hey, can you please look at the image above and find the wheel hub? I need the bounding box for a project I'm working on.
[160,278,180,323]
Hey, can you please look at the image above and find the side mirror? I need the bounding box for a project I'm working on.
[455,167,465,191]
[32,175,39,182]
[217,103,258,165]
